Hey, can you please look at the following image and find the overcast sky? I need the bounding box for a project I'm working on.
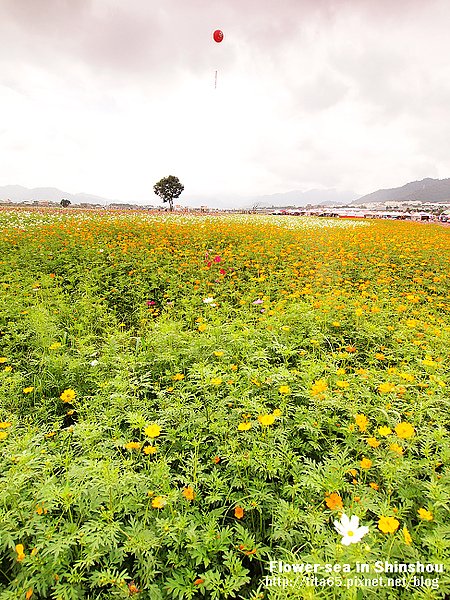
[1,0,450,205]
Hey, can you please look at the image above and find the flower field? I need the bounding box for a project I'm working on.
[0,208,449,600]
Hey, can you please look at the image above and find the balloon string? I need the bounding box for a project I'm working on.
[214,70,218,89]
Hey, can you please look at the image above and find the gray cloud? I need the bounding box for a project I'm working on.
[1,0,450,200]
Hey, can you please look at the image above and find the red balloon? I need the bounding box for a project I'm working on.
[213,30,224,43]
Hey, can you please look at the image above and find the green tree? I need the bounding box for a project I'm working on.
[60,198,71,208]
[153,175,184,212]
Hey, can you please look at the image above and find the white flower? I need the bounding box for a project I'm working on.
[334,513,369,546]
[203,297,217,307]
[90,360,99,366]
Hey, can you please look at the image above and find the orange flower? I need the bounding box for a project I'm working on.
[325,492,343,510]
[234,506,244,519]
[128,581,140,594]
[182,486,195,501]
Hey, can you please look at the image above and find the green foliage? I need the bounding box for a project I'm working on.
[0,211,449,599]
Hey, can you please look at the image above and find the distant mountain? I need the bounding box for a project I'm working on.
[248,188,359,208]
[352,178,450,205]
[0,185,359,209]
[0,185,115,205]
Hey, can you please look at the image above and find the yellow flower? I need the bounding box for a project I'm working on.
[360,458,372,470]
[213,351,224,357]
[230,364,238,371]
[336,380,350,389]
[422,357,436,367]
[355,414,369,432]
[198,324,207,332]
[367,437,380,448]
[378,516,400,534]
[238,422,251,431]
[258,414,275,426]
[0,422,12,429]
[143,445,157,454]
[0,431,8,441]
[332,321,341,327]
[378,382,395,394]
[124,442,141,451]
[278,385,291,394]
[211,377,222,385]
[49,342,62,350]
[0,357,7,363]
[182,486,195,500]
[378,426,392,436]
[23,387,35,394]
[355,308,363,316]
[418,508,433,521]
[26,589,33,599]
[60,388,75,403]
[395,422,415,439]
[389,443,404,455]
[15,544,25,561]
[272,409,282,417]
[369,482,379,490]
[337,368,346,376]
[403,526,412,545]
[172,373,185,381]
[3,366,12,372]
[375,353,386,360]
[144,424,161,438]
[310,379,328,396]
[399,372,415,382]
[152,496,166,509]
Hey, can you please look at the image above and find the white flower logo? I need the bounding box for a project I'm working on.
[334,514,369,546]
